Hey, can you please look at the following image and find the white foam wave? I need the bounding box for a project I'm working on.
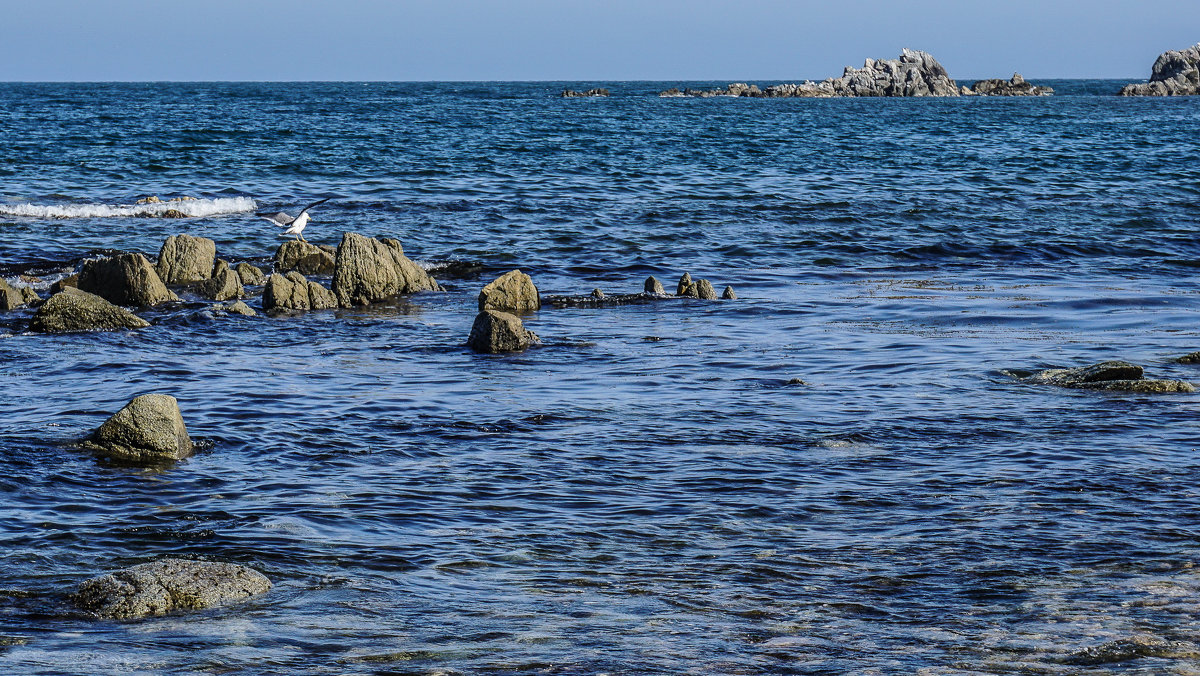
[0,197,258,219]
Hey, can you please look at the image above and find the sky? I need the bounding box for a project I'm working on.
[1,0,1197,81]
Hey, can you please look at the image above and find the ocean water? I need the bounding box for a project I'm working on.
[1,81,1200,674]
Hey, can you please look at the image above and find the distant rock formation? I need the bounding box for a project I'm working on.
[1119,43,1200,96]
[659,49,960,98]
[965,73,1054,96]
[562,88,609,97]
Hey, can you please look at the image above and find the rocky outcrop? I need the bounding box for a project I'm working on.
[79,253,178,306]
[662,49,959,98]
[644,276,665,295]
[29,288,150,333]
[1016,360,1195,393]
[197,263,243,301]
[72,558,270,619]
[263,272,337,311]
[0,279,39,310]
[81,394,193,463]
[468,310,539,353]
[1119,44,1200,96]
[331,233,440,307]
[157,234,216,284]
[274,241,336,275]
[562,88,609,97]
[967,73,1053,96]
[235,262,265,286]
[478,269,540,312]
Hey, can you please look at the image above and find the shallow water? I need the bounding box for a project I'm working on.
[2,81,1200,674]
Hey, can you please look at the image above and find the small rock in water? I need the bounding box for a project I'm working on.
[28,288,150,333]
[478,269,540,312]
[212,300,256,317]
[677,273,698,298]
[591,288,606,299]
[695,279,718,300]
[644,276,665,294]
[235,262,265,286]
[157,234,216,284]
[786,378,808,386]
[72,558,270,619]
[1019,360,1194,393]
[79,253,179,307]
[468,309,539,353]
[722,286,737,300]
[82,393,194,463]
[1176,351,1200,364]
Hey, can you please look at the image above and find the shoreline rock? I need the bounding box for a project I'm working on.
[81,393,194,463]
[29,288,150,333]
[72,558,270,619]
[1119,44,1200,96]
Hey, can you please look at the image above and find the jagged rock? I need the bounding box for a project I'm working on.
[274,241,336,275]
[331,232,440,307]
[78,253,178,307]
[263,272,337,311]
[72,558,270,619]
[478,269,540,312]
[644,276,665,294]
[50,273,78,294]
[197,266,243,301]
[1119,44,1200,96]
[695,279,718,300]
[0,279,29,310]
[1018,360,1195,393]
[970,73,1054,96]
[81,394,193,463]
[212,300,256,316]
[677,273,698,298]
[722,286,737,300]
[468,310,539,353]
[157,234,216,284]
[562,88,609,97]
[28,288,150,333]
[235,262,265,286]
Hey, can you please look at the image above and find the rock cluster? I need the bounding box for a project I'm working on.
[79,253,178,307]
[965,73,1053,96]
[468,309,540,353]
[1119,43,1200,96]
[331,232,440,307]
[478,269,540,313]
[29,288,149,333]
[81,394,194,463]
[72,558,270,619]
[562,88,609,97]
[1018,360,1194,393]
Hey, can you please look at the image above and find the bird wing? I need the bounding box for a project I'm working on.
[300,197,331,214]
[257,211,294,226]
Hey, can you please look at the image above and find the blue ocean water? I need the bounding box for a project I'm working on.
[1,80,1200,673]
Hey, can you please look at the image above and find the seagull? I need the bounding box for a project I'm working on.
[257,198,331,243]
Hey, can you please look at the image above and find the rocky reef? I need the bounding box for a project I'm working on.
[965,73,1053,96]
[561,88,609,98]
[1119,43,1200,96]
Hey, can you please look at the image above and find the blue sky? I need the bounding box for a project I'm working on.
[1,0,1197,81]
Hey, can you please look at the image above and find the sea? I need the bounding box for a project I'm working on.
[1,80,1200,674]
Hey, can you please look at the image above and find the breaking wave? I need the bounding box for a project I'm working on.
[0,196,257,219]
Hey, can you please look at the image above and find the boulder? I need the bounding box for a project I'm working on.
[331,232,440,307]
[79,253,178,306]
[274,241,336,275]
[644,276,665,295]
[157,234,216,284]
[970,73,1054,96]
[468,310,539,353]
[478,269,540,312]
[591,288,605,299]
[82,394,193,463]
[263,272,337,311]
[676,273,698,297]
[0,279,29,310]
[72,558,270,619]
[235,262,265,286]
[1119,44,1200,96]
[197,266,244,301]
[29,288,150,333]
[1019,360,1194,393]
[722,286,737,300]
[695,279,718,300]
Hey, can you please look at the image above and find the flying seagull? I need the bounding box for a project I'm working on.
[257,198,331,243]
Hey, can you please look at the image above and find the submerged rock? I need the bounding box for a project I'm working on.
[468,310,539,353]
[331,232,440,307]
[478,269,540,312]
[212,300,256,316]
[235,262,266,286]
[969,73,1053,96]
[1119,43,1200,96]
[263,272,337,311]
[644,276,665,295]
[1177,351,1200,364]
[1019,360,1195,393]
[72,558,270,619]
[274,241,336,275]
[197,266,244,301]
[79,253,178,307]
[157,234,216,284]
[82,393,193,463]
[29,288,150,333]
